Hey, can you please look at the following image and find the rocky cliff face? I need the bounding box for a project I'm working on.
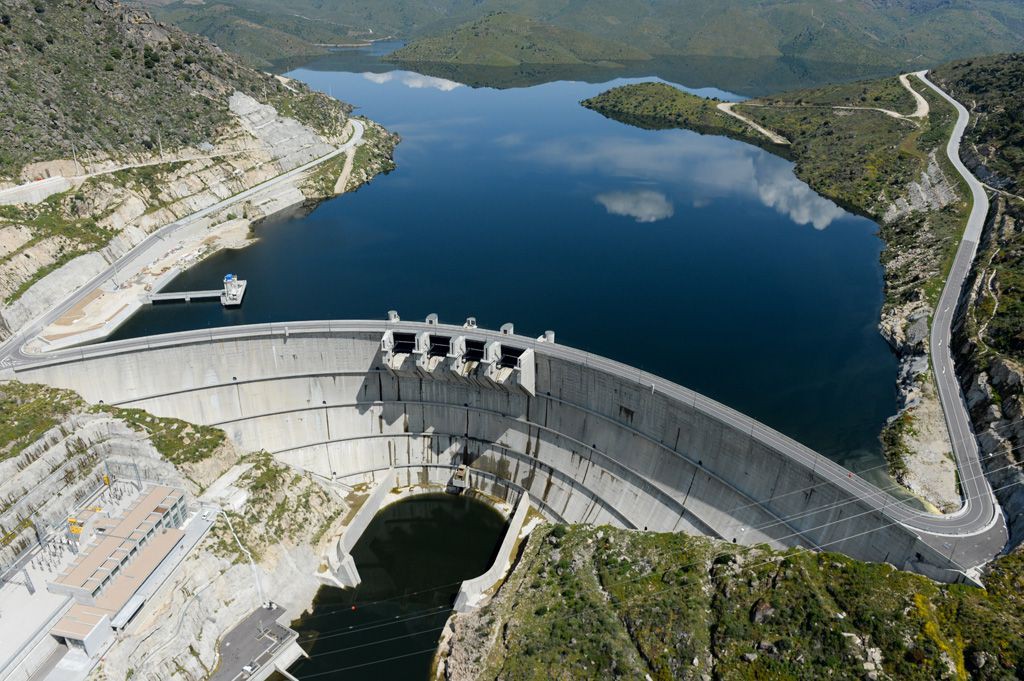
[876,149,961,511]
[953,198,1024,545]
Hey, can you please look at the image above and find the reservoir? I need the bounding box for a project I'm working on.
[286,493,508,679]
[109,45,899,487]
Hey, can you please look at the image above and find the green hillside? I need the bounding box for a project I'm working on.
[0,0,350,180]
[141,0,1024,75]
[140,2,368,69]
[386,13,650,67]
[582,82,762,140]
[446,525,1024,679]
[932,54,1024,364]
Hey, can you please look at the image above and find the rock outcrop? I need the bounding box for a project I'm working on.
[882,151,959,224]
[877,151,960,511]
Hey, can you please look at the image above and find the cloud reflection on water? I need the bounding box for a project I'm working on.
[595,190,675,223]
[361,71,463,91]
[528,132,846,230]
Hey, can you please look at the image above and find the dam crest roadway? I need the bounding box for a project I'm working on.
[7,315,1007,585]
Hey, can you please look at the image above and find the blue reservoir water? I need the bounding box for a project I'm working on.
[110,48,898,482]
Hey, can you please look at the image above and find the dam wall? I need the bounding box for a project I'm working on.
[13,320,969,582]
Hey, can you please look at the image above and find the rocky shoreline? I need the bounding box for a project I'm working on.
[875,150,962,512]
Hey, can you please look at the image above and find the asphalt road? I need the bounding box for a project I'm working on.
[916,71,1005,547]
[0,119,364,366]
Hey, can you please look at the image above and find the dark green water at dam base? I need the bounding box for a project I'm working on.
[286,494,508,679]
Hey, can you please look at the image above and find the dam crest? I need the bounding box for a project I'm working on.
[11,316,1005,584]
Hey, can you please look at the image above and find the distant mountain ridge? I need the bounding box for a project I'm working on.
[386,13,651,67]
[137,0,1024,74]
[136,1,369,69]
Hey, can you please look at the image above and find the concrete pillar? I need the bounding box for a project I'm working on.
[480,341,501,382]
[446,336,466,373]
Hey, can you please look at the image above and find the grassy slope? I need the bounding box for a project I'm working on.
[0,380,84,462]
[386,12,650,67]
[464,525,1024,679]
[145,2,362,69]
[0,0,351,181]
[149,0,1024,73]
[0,380,226,465]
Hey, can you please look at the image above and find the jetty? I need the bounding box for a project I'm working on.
[148,274,247,307]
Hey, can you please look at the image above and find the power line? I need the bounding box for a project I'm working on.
[282,409,1024,652]
[296,646,443,678]
[298,607,449,645]
[280,466,1024,678]
[289,453,1024,651]
[303,625,446,660]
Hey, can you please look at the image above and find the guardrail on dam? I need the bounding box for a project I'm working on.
[10,317,1006,584]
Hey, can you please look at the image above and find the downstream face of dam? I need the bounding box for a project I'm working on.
[13,319,970,581]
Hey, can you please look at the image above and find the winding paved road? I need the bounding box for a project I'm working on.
[914,71,1005,551]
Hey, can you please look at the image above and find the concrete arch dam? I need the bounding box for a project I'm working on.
[11,319,1006,583]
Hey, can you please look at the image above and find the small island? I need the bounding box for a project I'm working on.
[581,82,758,140]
